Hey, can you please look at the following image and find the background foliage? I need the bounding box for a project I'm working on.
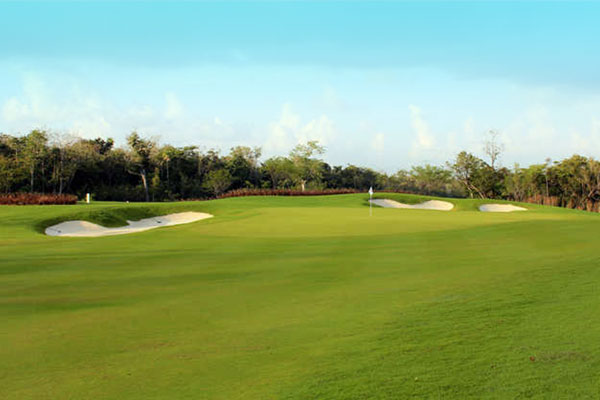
[2,130,600,211]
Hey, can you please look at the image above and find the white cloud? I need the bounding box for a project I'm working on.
[5,64,600,172]
[264,103,336,154]
[463,116,475,136]
[371,133,385,152]
[1,97,30,122]
[298,115,336,145]
[279,103,301,131]
[409,104,435,157]
[21,74,46,118]
[460,116,484,154]
[503,105,558,160]
[0,74,114,137]
[127,105,154,119]
[264,103,298,153]
[526,106,556,142]
[1,74,48,123]
[593,117,600,137]
[446,131,458,155]
[205,116,235,139]
[569,117,600,156]
[71,115,112,137]
[165,92,183,119]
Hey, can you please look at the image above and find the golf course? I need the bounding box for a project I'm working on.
[2,193,600,399]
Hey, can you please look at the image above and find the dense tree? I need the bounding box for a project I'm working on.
[448,152,488,198]
[262,156,295,189]
[504,164,545,201]
[409,165,452,195]
[0,154,13,193]
[205,169,232,196]
[226,146,262,189]
[548,155,600,209]
[336,165,378,190]
[23,130,49,193]
[2,130,600,213]
[126,132,156,202]
[289,141,325,191]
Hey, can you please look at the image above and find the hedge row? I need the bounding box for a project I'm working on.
[0,193,78,205]
[217,188,361,198]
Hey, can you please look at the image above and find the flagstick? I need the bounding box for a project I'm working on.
[369,186,373,217]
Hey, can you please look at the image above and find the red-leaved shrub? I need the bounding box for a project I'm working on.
[0,193,78,205]
[218,188,360,199]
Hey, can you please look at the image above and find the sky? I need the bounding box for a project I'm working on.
[1,1,600,172]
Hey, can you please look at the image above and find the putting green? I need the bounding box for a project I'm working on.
[2,194,599,399]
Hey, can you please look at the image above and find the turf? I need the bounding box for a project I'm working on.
[2,194,600,399]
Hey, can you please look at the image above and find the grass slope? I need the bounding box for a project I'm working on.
[1,194,600,399]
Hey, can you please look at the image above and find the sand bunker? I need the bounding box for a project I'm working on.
[370,199,454,211]
[479,204,527,212]
[45,212,213,237]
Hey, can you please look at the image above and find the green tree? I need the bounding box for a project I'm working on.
[550,155,590,208]
[151,167,161,201]
[127,132,157,202]
[205,168,232,196]
[262,156,295,189]
[289,140,325,191]
[449,151,488,198]
[504,164,545,201]
[226,146,262,189]
[23,130,49,192]
[0,155,14,193]
[409,164,453,195]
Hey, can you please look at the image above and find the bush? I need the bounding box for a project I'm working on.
[91,185,147,202]
[218,188,360,198]
[0,193,78,205]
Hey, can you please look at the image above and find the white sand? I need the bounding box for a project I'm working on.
[479,204,527,212]
[370,199,454,211]
[45,212,213,237]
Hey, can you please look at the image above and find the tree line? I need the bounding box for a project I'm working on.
[1,129,600,211]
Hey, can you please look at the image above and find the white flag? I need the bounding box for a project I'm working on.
[368,186,373,196]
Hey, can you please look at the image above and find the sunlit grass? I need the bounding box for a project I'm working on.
[1,194,599,399]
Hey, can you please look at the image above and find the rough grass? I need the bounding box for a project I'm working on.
[1,194,599,399]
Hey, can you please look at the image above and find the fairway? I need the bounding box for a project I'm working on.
[2,194,600,399]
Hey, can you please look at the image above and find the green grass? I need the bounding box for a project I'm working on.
[2,194,600,399]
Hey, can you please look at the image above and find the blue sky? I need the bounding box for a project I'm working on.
[1,1,600,171]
